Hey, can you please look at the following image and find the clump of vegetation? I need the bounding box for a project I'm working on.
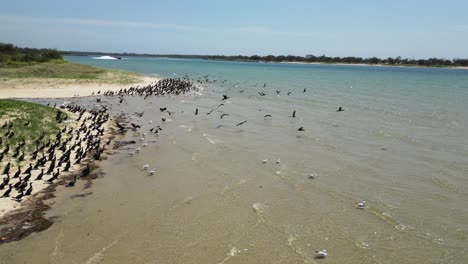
[0,43,64,66]
[0,99,66,156]
[0,62,141,84]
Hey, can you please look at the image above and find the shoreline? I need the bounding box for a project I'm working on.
[0,75,160,99]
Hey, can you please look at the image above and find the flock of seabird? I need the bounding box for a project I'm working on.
[1,105,110,202]
[0,75,361,259]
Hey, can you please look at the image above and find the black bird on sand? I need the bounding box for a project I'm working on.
[12,167,21,179]
[13,177,22,189]
[1,184,13,197]
[218,103,224,107]
[35,169,44,181]
[81,164,90,177]
[220,114,230,119]
[337,107,344,112]
[195,108,199,115]
[13,190,24,201]
[66,176,77,187]
[297,127,305,131]
[2,162,11,175]
[206,110,214,115]
[222,95,230,100]
[264,114,272,118]
[25,183,33,196]
[24,163,33,175]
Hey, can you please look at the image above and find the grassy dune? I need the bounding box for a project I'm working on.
[0,62,141,85]
[0,99,64,154]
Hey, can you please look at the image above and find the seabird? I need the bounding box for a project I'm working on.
[218,103,224,107]
[25,183,33,195]
[1,184,12,197]
[303,88,307,93]
[195,108,199,115]
[12,190,24,202]
[315,249,327,259]
[222,95,230,100]
[291,110,296,118]
[220,114,230,119]
[264,114,272,118]
[337,107,344,112]
[143,164,149,170]
[297,127,305,131]
[148,168,155,175]
[206,110,214,115]
[66,176,77,187]
[236,120,247,126]
[357,201,366,209]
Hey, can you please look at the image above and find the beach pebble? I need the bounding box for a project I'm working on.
[276,158,281,164]
[275,171,281,175]
[308,173,316,179]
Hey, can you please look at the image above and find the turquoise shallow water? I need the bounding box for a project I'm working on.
[12,55,462,263]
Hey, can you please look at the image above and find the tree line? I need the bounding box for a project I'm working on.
[63,50,468,67]
[202,54,468,67]
[0,43,63,66]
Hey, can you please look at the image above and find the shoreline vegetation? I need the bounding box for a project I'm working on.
[63,50,468,69]
[0,43,159,98]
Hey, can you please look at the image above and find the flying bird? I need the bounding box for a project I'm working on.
[291,110,296,118]
[236,120,247,126]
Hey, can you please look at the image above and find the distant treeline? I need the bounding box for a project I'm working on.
[63,50,468,67]
[0,43,63,65]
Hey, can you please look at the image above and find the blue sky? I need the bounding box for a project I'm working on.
[1,0,467,58]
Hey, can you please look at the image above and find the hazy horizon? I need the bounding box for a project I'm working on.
[1,0,468,59]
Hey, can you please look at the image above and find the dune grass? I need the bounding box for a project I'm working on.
[0,99,65,155]
[0,62,141,85]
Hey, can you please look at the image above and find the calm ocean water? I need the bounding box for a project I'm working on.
[1,56,467,263]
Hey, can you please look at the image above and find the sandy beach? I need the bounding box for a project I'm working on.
[0,76,160,99]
